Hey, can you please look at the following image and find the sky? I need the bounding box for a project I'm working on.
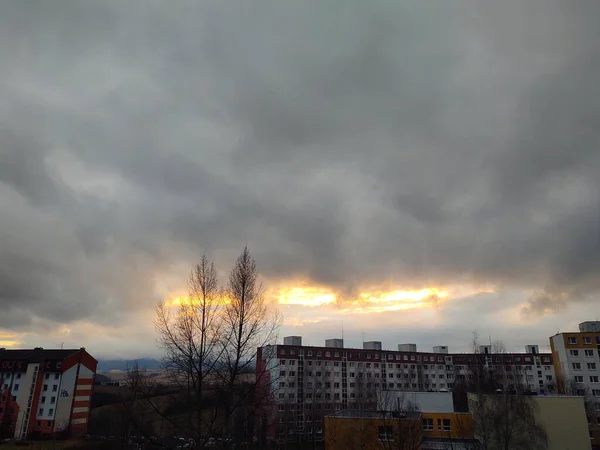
[1,1,599,359]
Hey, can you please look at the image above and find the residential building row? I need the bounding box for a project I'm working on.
[257,337,556,443]
[257,319,600,446]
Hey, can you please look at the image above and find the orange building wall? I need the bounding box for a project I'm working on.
[421,412,474,439]
[324,416,422,450]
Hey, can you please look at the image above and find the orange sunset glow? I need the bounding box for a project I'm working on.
[274,286,451,312]
[0,332,20,347]
[276,286,337,307]
[165,285,496,319]
[164,295,231,308]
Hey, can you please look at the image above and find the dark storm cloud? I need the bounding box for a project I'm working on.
[1,0,600,333]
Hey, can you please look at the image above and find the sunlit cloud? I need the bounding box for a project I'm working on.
[339,288,449,314]
[0,331,21,348]
[163,295,231,308]
[283,317,330,327]
[276,286,337,307]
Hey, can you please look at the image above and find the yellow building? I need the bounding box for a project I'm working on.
[324,410,477,450]
[550,322,600,445]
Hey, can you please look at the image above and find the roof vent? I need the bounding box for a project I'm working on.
[34,347,43,350]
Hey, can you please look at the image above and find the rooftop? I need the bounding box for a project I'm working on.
[328,409,421,420]
[0,348,89,362]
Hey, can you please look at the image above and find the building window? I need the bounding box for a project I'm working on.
[378,426,394,442]
[568,337,578,345]
[38,408,44,416]
[16,374,21,379]
[307,351,312,356]
[41,396,46,403]
[593,390,600,397]
[575,376,584,383]
[573,363,582,370]
[589,363,597,370]
[13,384,18,391]
[586,350,595,357]
[591,376,599,383]
[45,373,50,380]
[43,385,48,392]
[422,418,434,431]
[50,397,56,404]
[48,409,54,416]
[570,350,579,357]
[443,419,451,432]
[584,337,592,344]
[36,421,41,428]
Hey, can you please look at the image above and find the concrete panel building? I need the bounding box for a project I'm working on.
[257,336,555,443]
[0,348,97,440]
[550,321,600,446]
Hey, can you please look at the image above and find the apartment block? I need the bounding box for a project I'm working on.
[550,321,600,445]
[257,336,555,442]
[0,347,97,440]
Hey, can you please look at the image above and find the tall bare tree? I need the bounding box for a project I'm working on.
[154,254,223,440]
[216,247,281,442]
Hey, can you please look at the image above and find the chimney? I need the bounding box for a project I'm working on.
[283,336,302,346]
[398,343,417,352]
[325,339,344,349]
[363,341,382,350]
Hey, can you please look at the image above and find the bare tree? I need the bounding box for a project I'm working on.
[218,246,281,443]
[464,336,547,450]
[154,254,223,441]
[377,391,423,450]
[469,391,547,450]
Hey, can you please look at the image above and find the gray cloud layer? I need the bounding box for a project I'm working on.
[1,1,599,333]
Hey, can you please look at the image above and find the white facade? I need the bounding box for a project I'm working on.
[551,333,600,407]
[14,363,39,439]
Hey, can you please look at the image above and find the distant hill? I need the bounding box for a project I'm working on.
[97,358,162,373]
